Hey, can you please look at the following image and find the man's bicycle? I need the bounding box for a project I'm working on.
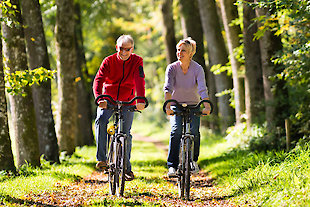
[95,94,148,197]
[163,99,213,200]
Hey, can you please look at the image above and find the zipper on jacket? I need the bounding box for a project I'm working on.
[116,60,126,100]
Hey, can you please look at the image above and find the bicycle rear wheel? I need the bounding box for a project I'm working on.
[115,135,127,197]
[108,136,116,195]
[184,137,191,200]
[178,139,185,198]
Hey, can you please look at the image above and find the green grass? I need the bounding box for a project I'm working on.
[1,120,310,206]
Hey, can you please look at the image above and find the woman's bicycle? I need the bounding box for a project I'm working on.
[95,94,148,197]
[163,99,213,200]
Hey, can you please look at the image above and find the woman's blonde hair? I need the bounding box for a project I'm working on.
[176,37,196,58]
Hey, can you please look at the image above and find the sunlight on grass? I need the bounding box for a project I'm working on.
[2,120,310,206]
[0,146,95,204]
[0,175,63,198]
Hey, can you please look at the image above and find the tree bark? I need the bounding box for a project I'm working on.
[55,0,78,155]
[243,0,264,126]
[219,0,245,125]
[20,0,59,163]
[255,5,286,132]
[197,0,235,132]
[74,3,94,146]
[161,0,177,64]
[179,0,219,130]
[0,24,16,171]
[2,0,40,167]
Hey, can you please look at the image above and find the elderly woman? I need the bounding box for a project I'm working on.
[163,37,211,177]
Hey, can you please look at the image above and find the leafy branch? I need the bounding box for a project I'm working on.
[5,67,56,96]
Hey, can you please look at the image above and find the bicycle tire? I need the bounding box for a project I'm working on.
[108,136,116,195]
[115,135,127,197]
[178,139,185,198]
[184,137,191,200]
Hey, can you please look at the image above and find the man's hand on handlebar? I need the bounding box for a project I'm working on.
[136,103,145,111]
[98,100,108,109]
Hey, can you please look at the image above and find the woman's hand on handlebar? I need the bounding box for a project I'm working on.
[98,100,108,109]
[202,107,211,116]
[136,103,145,111]
[201,99,211,116]
[166,108,174,115]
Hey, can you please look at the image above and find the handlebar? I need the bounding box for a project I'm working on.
[95,94,149,110]
[163,99,213,115]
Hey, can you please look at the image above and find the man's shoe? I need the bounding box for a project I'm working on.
[125,171,135,181]
[96,161,107,170]
[191,161,200,174]
[167,167,177,178]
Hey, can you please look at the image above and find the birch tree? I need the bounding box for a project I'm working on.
[55,0,77,155]
[243,0,264,126]
[179,0,219,129]
[198,0,235,131]
[161,0,177,64]
[0,23,16,171]
[20,0,59,163]
[2,0,40,167]
[219,0,245,125]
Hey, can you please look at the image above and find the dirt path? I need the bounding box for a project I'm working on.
[22,134,235,206]
[133,133,169,154]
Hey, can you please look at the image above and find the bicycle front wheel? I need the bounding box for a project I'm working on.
[115,135,127,197]
[108,136,116,195]
[184,137,192,200]
[178,139,185,198]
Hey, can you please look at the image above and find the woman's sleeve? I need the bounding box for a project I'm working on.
[163,64,174,94]
[197,66,209,99]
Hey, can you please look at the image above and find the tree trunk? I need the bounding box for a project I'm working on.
[0,24,16,171]
[219,0,245,125]
[161,0,177,64]
[20,0,59,163]
[197,0,235,132]
[55,0,78,155]
[179,0,219,130]
[243,0,264,126]
[255,5,286,132]
[74,3,94,146]
[2,0,40,167]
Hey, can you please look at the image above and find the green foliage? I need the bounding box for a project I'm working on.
[224,123,287,151]
[0,0,19,27]
[246,0,310,139]
[5,67,55,96]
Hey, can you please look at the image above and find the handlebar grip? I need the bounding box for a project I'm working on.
[131,96,149,109]
[163,99,182,114]
[195,99,213,114]
[95,94,116,106]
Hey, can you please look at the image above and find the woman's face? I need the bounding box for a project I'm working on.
[116,42,133,61]
[176,44,191,62]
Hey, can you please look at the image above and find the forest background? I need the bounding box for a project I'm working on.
[0,0,309,183]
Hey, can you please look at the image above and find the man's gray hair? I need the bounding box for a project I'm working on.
[116,35,134,46]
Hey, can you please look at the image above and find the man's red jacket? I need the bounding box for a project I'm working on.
[93,53,145,104]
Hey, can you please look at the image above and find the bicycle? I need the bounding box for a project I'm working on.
[95,94,148,197]
[163,99,213,200]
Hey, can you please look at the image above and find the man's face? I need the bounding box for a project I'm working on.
[116,42,133,61]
